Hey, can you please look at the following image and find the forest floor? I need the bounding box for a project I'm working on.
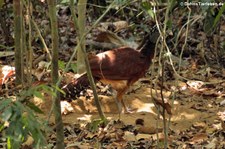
[38,74,225,148]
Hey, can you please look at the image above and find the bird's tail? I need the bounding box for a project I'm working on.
[61,73,90,100]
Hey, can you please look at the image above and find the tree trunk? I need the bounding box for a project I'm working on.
[77,0,87,74]
[13,0,23,85]
[48,0,65,148]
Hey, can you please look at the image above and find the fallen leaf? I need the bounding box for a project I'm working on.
[124,131,136,141]
[189,133,208,144]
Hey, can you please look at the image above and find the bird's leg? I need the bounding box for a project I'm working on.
[115,88,133,119]
[115,97,122,119]
[111,90,122,120]
[120,93,136,114]
[118,87,135,114]
[121,98,129,114]
[116,90,130,115]
[112,90,123,119]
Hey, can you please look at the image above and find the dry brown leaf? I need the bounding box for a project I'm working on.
[189,133,208,144]
[136,133,152,140]
[137,126,162,134]
[186,80,204,90]
[22,136,34,147]
[218,111,225,130]
[151,89,172,98]
[152,97,172,115]
[192,122,207,129]
[112,21,128,32]
[124,131,136,141]
[99,21,128,32]
[95,31,126,46]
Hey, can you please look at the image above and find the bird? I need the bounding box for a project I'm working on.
[61,29,160,115]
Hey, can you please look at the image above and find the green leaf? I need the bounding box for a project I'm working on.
[213,4,225,28]
[141,1,155,18]
[26,101,43,114]
[58,60,65,70]
[0,98,12,111]
[33,90,44,99]
[41,85,56,96]
[114,0,127,6]
[168,0,177,12]
[147,9,154,18]
[203,9,215,34]
[7,137,12,149]
[0,123,5,132]
[166,20,173,29]
[0,0,4,9]
[1,107,13,121]
[1,89,48,148]
[14,101,25,112]
[70,63,77,73]
[60,0,75,4]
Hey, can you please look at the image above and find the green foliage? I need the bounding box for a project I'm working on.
[70,63,78,73]
[203,5,216,34]
[18,84,56,100]
[0,85,54,148]
[0,0,4,9]
[198,0,225,34]
[110,0,133,10]
[141,1,154,18]
[114,0,128,6]
[86,119,107,132]
[59,0,77,4]
[59,0,70,4]
[58,60,66,70]
[213,3,225,28]
[58,60,77,73]
[0,98,46,148]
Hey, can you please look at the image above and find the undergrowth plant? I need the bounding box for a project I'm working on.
[0,85,54,149]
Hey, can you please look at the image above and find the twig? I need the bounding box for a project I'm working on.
[31,19,52,60]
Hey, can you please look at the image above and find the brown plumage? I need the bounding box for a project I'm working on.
[61,30,160,114]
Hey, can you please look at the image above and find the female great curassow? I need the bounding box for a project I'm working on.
[61,29,160,115]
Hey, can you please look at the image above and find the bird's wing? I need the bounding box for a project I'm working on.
[89,47,150,80]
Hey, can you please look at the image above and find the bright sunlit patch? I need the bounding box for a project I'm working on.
[137,103,155,113]
[172,112,196,121]
[60,101,74,114]
[180,85,187,91]
[77,114,93,121]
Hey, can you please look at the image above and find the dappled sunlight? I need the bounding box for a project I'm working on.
[42,85,220,133]
[129,97,156,114]
[171,112,197,121]
[171,100,206,123]
[136,103,156,113]
[77,114,92,122]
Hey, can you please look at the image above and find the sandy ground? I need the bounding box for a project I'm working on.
[38,82,220,132]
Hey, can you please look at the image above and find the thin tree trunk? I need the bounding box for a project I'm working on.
[48,0,65,148]
[77,0,87,74]
[13,0,23,85]
[27,0,33,86]
[73,0,106,121]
